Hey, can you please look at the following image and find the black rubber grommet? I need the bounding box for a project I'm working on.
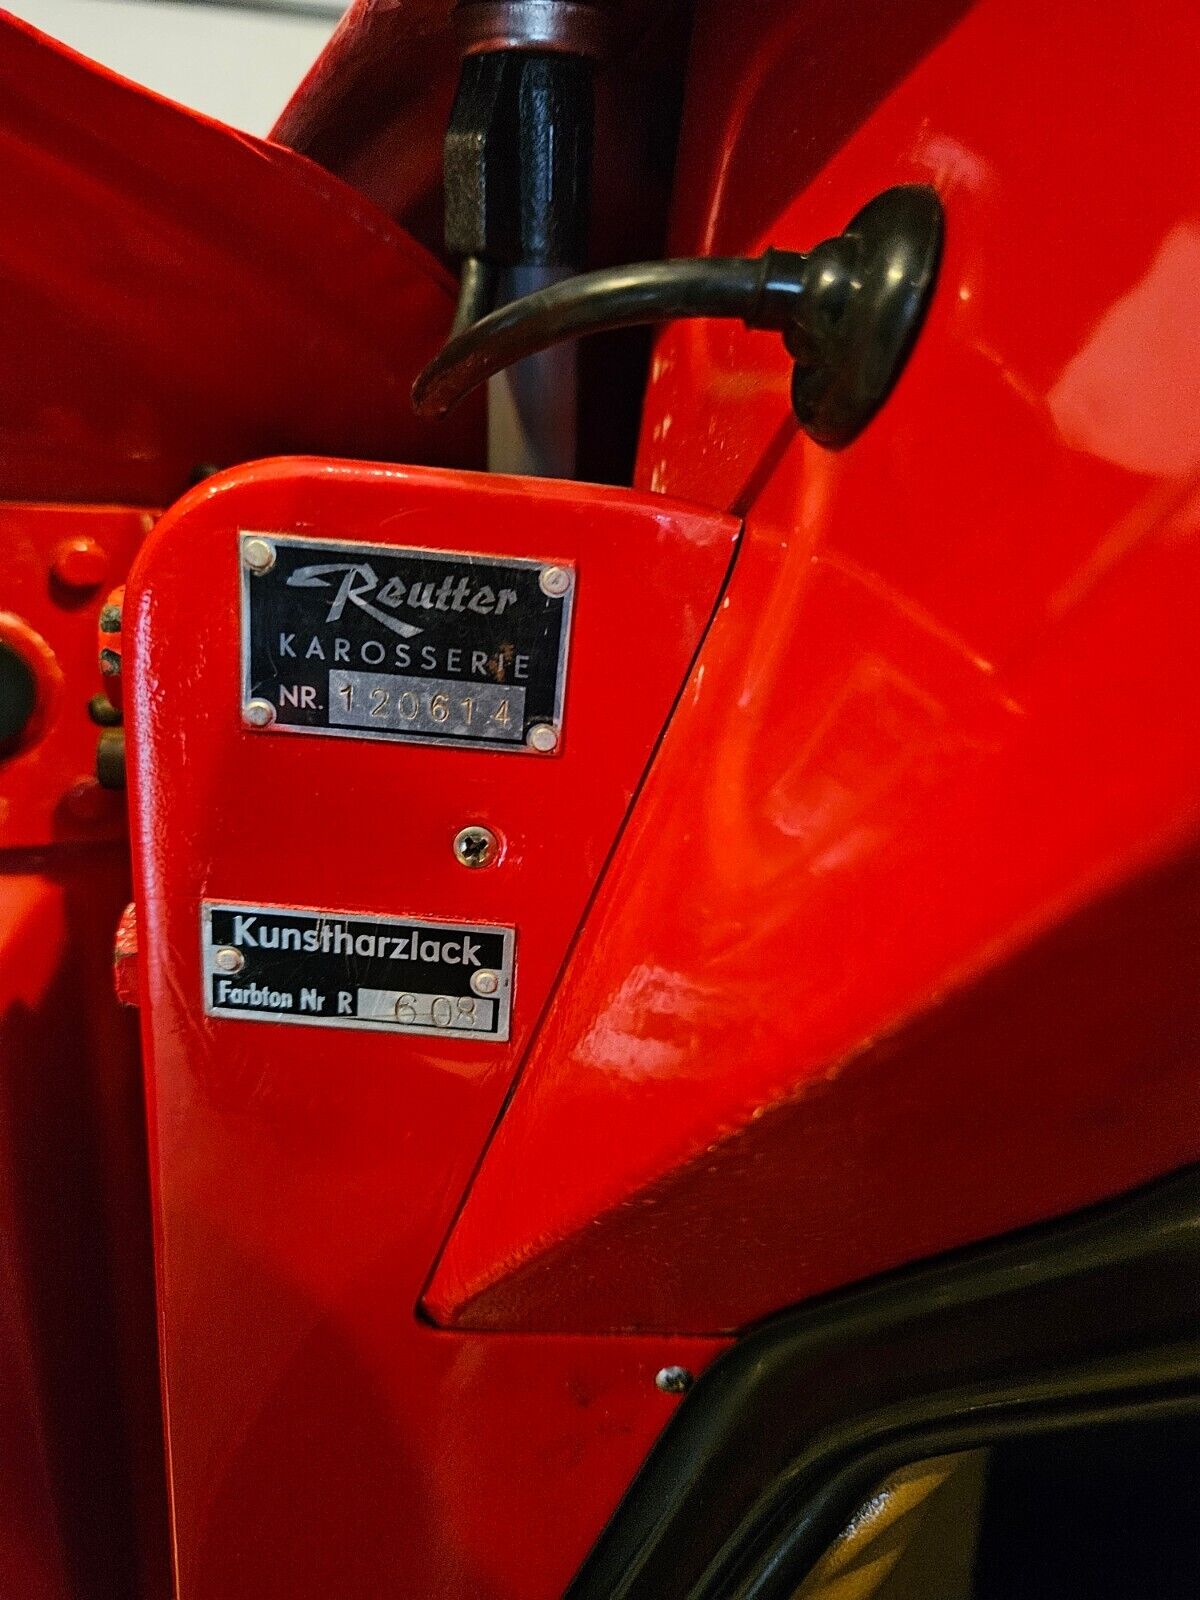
[789,184,944,448]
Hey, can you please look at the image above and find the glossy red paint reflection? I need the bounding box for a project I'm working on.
[426,0,1200,1332]
[0,16,479,506]
[127,459,734,1595]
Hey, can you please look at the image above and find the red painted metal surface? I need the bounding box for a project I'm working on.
[0,865,169,1600]
[114,902,140,1010]
[10,0,1200,1585]
[0,505,149,850]
[0,500,168,1594]
[425,0,1200,1332]
[126,458,733,1596]
[0,15,479,508]
[0,877,84,1600]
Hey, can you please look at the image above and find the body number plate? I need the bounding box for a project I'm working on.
[241,533,572,751]
[202,902,515,1040]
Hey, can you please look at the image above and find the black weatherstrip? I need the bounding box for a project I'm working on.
[566,1165,1200,1600]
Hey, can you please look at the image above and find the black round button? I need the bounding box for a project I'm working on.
[0,641,38,748]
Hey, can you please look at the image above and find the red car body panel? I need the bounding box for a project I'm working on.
[0,0,1198,1594]
[426,0,1200,1332]
[124,459,733,1596]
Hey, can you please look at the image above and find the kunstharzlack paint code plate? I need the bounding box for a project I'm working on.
[202,901,515,1040]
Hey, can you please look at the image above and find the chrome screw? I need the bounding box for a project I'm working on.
[526,722,559,754]
[471,969,500,998]
[242,537,276,574]
[243,698,276,728]
[214,946,245,974]
[539,564,572,598]
[655,1366,694,1395]
[453,825,499,868]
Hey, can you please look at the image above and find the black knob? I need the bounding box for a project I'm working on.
[0,641,37,750]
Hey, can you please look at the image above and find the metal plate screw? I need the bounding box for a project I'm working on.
[471,969,500,997]
[243,698,276,728]
[655,1365,694,1395]
[453,824,499,868]
[526,722,559,753]
[538,564,572,598]
[242,537,276,574]
[214,946,245,974]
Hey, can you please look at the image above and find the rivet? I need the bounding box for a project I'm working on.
[526,722,559,753]
[471,969,500,998]
[214,946,245,974]
[655,1366,694,1395]
[539,564,572,598]
[242,537,276,574]
[453,824,499,868]
[243,698,276,727]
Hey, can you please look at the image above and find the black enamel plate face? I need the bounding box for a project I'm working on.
[240,533,573,752]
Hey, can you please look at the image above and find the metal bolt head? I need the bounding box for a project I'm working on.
[471,968,500,998]
[88,693,122,728]
[539,564,572,598]
[453,824,499,868]
[61,777,109,825]
[242,537,276,574]
[214,946,245,974]
[655,1365,693,1395]
[51,536,109,590]
[526,722,559,753]
[243,698,276,728]
[95,728,126,790]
